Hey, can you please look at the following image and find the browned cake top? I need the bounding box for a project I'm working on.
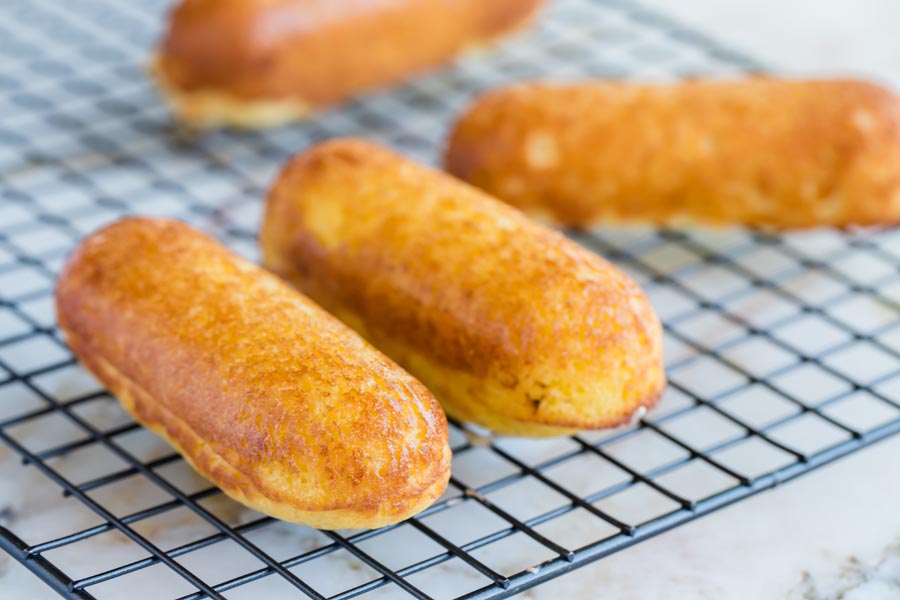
[265,139,662,392]
[445,78,900,228]
[56,217,449,514]
[156,0,542,104]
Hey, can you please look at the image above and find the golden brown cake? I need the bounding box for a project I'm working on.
[445,78,900,229]
[152,0,542,128]
[55,217,450,529]
[261,139,665,437]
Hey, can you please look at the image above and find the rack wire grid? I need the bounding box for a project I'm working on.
[1,0,900,599]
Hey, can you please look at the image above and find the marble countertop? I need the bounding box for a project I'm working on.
[641,0,900,90]
[3,1,900,599]
[527,434,900,599]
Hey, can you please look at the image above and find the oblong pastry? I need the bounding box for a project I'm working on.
[261,139,664,437]
[445,78,900,229]
[55,217,450,530]
[152,0,542,128]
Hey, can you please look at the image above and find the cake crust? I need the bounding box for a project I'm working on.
[262,139,665,437]
[56,217,451,529]
[445,78,900,229]
[153,0,542,128]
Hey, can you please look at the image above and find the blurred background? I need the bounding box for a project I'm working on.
[645,0,900,88]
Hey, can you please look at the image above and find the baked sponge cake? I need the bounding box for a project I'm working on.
[152,0,542,128]
[261,139,665,437]
[445,78,900,229]
[56,217,451,529]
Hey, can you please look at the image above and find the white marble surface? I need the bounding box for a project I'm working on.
[528,435,900,600]
[641,0,900,90]
[4,1,900,599]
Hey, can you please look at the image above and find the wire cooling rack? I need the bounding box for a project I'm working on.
[2,0,900,598]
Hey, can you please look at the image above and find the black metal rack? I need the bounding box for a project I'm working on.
[1,0,899,598]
